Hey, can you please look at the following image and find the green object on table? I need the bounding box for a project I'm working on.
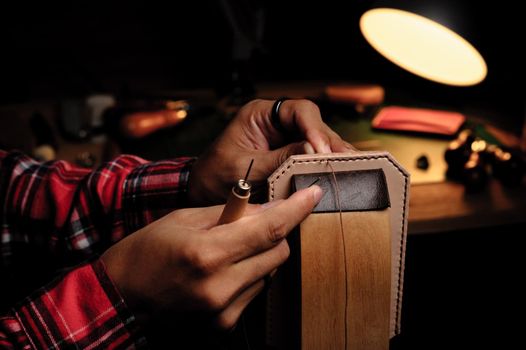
[465,121,503,146]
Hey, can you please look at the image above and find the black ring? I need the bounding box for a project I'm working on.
[271,97,290,132]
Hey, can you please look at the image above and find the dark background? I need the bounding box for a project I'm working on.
[1,2,525,349]
[1,0,524,132]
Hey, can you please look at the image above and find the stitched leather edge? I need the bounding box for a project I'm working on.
[267,152,410,338]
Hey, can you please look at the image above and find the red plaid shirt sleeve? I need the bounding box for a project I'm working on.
[0,150,194,349]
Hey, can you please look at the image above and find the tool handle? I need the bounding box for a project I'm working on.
[120,109,187,138]
[217,187,250,225]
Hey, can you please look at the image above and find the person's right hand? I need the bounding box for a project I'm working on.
[100,185,322,331]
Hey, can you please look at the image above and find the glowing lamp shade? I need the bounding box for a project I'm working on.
[360,8,487,86]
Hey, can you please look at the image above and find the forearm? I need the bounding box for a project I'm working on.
[0,150,194,268]
[0,259,147,349]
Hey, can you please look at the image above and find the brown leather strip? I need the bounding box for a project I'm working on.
[293,169,390,213]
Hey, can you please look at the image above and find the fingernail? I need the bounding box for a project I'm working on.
[321,143,332,154]
[304,142,315,154]
[311,185,323,203]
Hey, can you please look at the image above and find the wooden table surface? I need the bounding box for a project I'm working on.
[408,179,526,234]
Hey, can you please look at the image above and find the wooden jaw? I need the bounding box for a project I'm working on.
[301,211,391,350]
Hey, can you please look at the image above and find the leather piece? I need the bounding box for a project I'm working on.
[267,151,410,341]
[292,169,390,213]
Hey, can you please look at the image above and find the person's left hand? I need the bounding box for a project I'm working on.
[188,98,354,205]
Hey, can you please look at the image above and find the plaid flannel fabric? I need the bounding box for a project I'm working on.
[0,150,193,349]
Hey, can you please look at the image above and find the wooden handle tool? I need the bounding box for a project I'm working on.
[217,159,254,225]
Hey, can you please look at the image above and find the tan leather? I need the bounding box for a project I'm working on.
[266,151,410,343]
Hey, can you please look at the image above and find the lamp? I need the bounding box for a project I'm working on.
[359,4,487,86]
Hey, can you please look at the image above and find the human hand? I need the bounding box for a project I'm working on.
[101,185,322,331]
[188,98,355,205]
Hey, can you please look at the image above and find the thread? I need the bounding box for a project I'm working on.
[244,161,349,349]
[327,160,349,350]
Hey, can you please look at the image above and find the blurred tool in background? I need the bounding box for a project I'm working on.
[445,128,525,192]
[58,94,115,141]
[119,100,190,139]
[323,84,385,117]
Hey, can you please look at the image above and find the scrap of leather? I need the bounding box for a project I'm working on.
[293,169,390,213]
